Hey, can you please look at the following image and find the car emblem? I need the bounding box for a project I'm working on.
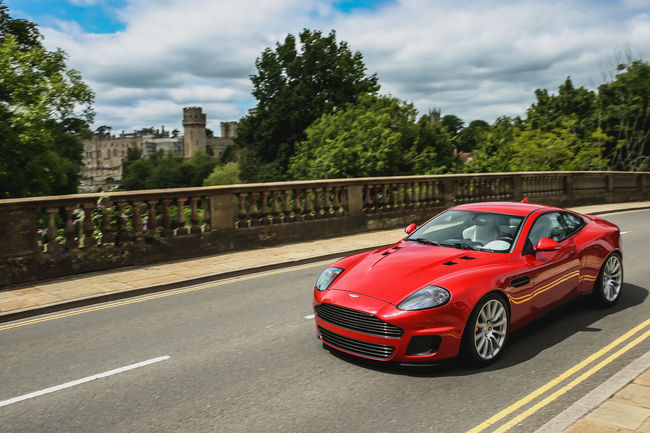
[349,294,359,298]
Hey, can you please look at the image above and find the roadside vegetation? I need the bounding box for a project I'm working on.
[0,1,93,198]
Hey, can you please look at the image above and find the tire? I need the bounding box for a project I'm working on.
[592,252,623,307]
[462,293,510,366]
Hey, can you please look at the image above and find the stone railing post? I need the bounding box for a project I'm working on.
[209,192,235,230]
[0,205,38,257]
[605,173,614,202]
[82,202,96,247]
[606,173,614,192]
[46,206,60,253]
[441,178,456,207]
[563,174,575,204]
[511,175,522,200]
[346,185,364,217]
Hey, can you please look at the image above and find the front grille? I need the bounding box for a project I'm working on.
[314,303,404,338]
[319,326,395,360]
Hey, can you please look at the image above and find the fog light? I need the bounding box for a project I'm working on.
[406,335,441,356]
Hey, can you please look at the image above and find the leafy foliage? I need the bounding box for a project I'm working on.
[441,115,464,136]
[236,29,379,180]
[0,1,94,198]
[121,150,218,190]
[289,95,459,179]
[456,120,489,152]
[597,61,650,170]
[203,162,242,186]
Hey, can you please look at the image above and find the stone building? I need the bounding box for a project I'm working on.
[80,107,236,192]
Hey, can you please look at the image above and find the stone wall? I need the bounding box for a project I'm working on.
[1,171,648,287]
[80,134,143,192]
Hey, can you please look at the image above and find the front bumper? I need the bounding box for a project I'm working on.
[313,289,467,363]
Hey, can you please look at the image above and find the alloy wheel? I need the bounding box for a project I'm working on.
[602,255,622,302]
[473,299,507,360]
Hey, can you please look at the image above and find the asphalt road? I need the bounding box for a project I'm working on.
[1,209,649,433]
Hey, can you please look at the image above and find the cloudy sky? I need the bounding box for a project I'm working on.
[7,0,650,136]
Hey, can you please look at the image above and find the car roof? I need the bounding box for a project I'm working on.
[452,201,554,216]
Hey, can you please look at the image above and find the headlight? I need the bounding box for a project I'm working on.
[315,267,344,291]
[397,286,451,310]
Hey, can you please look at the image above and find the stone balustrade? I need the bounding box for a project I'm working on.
[0,171,648,287]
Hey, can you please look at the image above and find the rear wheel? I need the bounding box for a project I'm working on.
[463,293,509,366]
[593,253,623,307]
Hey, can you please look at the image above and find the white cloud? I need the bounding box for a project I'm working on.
[37,0,650,133]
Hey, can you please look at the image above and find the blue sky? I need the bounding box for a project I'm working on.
[7,0,128,33]
[4,0,649,134]
[7,0,394,33]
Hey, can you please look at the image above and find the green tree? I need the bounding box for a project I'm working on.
[0,2,94,198]
[236,29,379,180]
[468,118,608,173]
[121,150,218,190]
[457,119,490,152]
[0,1,40,49]
[440,114,464,136]
[507,127,608,171]
[203,162,242,186]
[290,95,419,179]
[527,77,598,137]
[466,117,522,173]
[597,60,650,170]
[409,115,460,174]
[121,157,151,190]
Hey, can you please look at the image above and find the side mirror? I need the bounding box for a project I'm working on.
[534,237,560,252]
[405,223,416,235]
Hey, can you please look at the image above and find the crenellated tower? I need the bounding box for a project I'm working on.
[183,107,207,158]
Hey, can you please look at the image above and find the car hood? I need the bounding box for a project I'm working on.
[329,241,508,305]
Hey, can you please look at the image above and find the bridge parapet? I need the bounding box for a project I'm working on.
[0,171,648,287]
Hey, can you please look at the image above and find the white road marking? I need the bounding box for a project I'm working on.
[304,314,315,319]
[0,356,169,408]
[621,231,629,234]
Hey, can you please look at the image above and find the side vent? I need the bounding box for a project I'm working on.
[511,276,531,288]
[443,261,458,266]
[459,256,476,260]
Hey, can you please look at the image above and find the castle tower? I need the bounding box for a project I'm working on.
[220,121,239,138]
[183,107,207,158]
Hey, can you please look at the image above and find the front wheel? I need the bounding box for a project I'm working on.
[463,293,510,366]
[592,253,623,307]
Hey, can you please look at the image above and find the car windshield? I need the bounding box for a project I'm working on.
[406,210,525,253]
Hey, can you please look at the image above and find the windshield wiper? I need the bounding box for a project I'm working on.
[409,237,441,246]
[439,241,478,251]
[453,241,478,250]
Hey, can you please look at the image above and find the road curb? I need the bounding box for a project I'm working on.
[589,206,650,216]
[533,350,650,433]
[0,244,389,324]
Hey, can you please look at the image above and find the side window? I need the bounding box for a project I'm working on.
[561,212,584,236]
[527,212,568,246]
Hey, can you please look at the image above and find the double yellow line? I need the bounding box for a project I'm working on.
[468,318,650,433]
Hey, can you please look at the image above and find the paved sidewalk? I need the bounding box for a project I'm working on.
[565,366,650,432]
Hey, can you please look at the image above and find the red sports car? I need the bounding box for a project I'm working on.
[312,201,622,365]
